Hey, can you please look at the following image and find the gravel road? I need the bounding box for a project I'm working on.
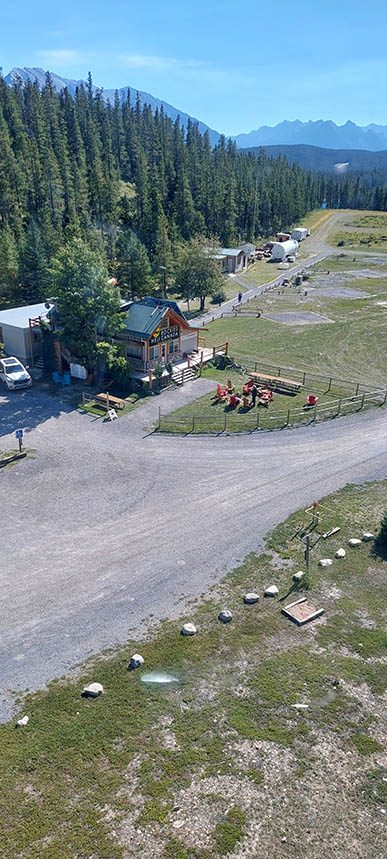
[1,378,387,721]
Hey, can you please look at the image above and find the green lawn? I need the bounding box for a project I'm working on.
[202,269,387,386]
[1,480,386,858]
[329,209,387,251]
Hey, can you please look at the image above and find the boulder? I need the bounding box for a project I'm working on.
[218,610,233,623]
[335,548,346,559]
[264,585,279,597]
[181,622,197,636]
[16,715,29,727]
[82,682,104,698]
[244,592,260,604]
[128,653,144,671]
[348,538,362,547]
[293,571,304,583]
[362,532,374,542]
[319,558,333,567]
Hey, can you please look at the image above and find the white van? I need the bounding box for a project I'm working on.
[0,357,32,390]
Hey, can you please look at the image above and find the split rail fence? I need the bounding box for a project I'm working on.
[158,358,387,434]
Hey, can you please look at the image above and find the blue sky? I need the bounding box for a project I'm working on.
[2,0,386,135]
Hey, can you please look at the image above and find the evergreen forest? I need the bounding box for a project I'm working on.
[1,72,386,309]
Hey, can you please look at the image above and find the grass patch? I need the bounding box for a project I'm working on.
[1,479,387,857]
[213,807,246,854]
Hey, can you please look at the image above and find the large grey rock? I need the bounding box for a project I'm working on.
[335,548,346,559]
[82,682,104,698]
[16,715,29,727]
[264,585,279,597]
[362,532,374,542]
[319,558,333,567]
[218,610,233,623]
[128,653,144,671]
[348,538,362,547]
[244,592,260,604]
[181,622,197,636]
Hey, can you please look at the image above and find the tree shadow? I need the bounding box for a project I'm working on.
[371,541,387,562]
[0,385,74,438]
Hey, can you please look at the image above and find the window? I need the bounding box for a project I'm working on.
[169,340,179,354]
[149,345,159,361]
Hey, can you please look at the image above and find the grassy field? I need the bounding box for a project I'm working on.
[329,210,387,251]
[202,262,387,385]
[1,479,386,858]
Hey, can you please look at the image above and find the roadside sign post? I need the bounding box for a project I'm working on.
[15,428,23,452]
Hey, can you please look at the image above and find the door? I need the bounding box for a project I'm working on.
[161,344,166,362]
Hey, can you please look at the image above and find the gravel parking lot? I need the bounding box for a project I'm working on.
[1,381,387,720]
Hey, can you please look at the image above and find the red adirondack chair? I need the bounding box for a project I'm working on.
[306,394,318,407]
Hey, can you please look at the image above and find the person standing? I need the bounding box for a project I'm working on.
[238,291,242,304]
[251,384,257,407]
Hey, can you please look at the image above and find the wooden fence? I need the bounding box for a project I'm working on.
[158,388,387,434]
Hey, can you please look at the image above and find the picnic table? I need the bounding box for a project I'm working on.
[95,392,128,410]
[248,372,302,394]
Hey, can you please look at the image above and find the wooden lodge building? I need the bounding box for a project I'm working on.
[112,297,202,381]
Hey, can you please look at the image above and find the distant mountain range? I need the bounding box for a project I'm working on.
[235,119,387,151]
[245,144,387,172]
[5,67,387,153]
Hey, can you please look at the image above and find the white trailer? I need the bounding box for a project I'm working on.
[271,239,298,261]
[291,227,308,242]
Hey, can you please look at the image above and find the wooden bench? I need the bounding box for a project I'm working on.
[95,392,127,410]
[248,371,302,394]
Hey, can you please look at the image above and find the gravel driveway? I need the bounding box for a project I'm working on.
[1,378,387,721]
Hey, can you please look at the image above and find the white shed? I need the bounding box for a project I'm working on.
[0,302,53,362]
[271,240,298,261]
[291,227,308,242]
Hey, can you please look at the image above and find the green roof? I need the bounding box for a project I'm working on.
[123,302,168,338]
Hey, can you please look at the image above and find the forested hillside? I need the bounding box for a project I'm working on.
[0,72,386,310]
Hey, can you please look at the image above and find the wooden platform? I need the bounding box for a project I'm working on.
[95,393,127,410]
[282,597,324,626]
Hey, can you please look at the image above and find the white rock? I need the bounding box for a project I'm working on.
[335,548,346,559]
[348,538,362,547]
[218,610,233,623]
[16,715,29,727]
[264,585,279,597]
[82,682,104,698]
[362,532,374,542]
[128,653,144,670]
[293,571,304,582]
[244,592,260,604]
[181,622,197,636]
[291,703,309,710]
[319,558,333,567]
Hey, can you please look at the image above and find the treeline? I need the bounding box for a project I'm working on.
[0,73,317,307]
[0,72,386,309]
[317,172,387,210]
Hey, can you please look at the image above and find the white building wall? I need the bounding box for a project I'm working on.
[180,332,198,354]
[0,324,27,360]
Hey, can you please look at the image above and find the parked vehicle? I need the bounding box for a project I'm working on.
[0,356,31,390]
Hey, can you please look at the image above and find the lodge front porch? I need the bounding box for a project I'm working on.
[129,343,228,383]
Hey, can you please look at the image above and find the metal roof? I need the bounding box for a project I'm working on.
[0,302,54,329]
[123,302,168,338]
[220,248,244,257]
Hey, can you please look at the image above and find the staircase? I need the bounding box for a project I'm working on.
[171,366,196,386]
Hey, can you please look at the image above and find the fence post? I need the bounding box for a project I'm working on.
[286,408,290,426]
[255,362,257,372]
[192,415,195,432]
[225,342,228,355]
[278,367,281,376]
[256,409,260,429]
[328,378,332,392]
[181,368,184,386]
[303,371,306,384]
[107,391,110,411]
[313,403,317,422]
[158,406,161,429]
[224,413,227,431]
[337,398,342,416]
[355,382,360,395]
[212,346,216,358]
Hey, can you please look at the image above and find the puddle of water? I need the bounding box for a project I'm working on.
[140,672,179,686]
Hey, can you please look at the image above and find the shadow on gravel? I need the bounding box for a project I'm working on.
[0,387,72,437]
